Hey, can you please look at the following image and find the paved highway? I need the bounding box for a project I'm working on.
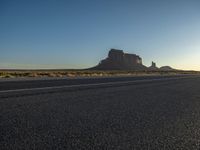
[0,75,188,91]
[1,75,200,149]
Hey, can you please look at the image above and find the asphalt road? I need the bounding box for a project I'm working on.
[0,75,192,91]
[1,75,200,149]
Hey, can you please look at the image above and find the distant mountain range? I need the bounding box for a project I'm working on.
[90,49,175,71]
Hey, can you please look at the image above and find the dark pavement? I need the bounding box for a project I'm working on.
[1,75,200,149]
[0,75,191,91]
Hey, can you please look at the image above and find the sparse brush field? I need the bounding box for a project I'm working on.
[0,70,199,78]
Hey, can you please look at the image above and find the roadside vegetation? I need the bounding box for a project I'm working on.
[0,70,200,78]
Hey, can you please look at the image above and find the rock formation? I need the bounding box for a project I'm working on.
[91,49,147,70]
[148,61,159,70]
[90,48,175,71]
[160,66,175,71]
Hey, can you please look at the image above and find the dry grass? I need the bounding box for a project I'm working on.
[0,70,200,78]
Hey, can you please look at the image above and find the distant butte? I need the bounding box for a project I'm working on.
[90,49,175,71]
[148,61,159,70]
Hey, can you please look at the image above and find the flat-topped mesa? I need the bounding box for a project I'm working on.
[89,48,176,71]
[108,49,124,63]
[92,49,146,70]
[108,49,142,65]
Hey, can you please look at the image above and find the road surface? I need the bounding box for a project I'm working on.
[1,75,200,149]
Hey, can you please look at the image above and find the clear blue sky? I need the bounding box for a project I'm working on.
[1,0,200,70]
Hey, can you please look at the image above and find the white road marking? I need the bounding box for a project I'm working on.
[0,76,197,94]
